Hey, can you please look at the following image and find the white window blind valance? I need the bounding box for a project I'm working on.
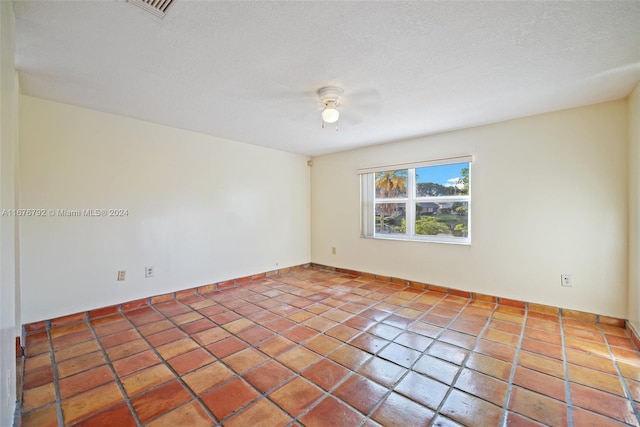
[357,155,473,175]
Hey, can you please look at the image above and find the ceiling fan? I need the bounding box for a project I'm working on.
[318,86,343,130]
[315,85,381,131]
[255,83,381,130]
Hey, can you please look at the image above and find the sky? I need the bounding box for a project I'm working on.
[415,162,467,187]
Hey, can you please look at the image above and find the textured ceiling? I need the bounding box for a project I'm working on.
[13,1,640,156]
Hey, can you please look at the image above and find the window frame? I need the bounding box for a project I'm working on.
[360,156,472,245]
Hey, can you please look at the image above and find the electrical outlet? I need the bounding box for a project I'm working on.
[117,270,126,281]
[331,247,336,255]
[145,266,154,278]
[561,274,573,287]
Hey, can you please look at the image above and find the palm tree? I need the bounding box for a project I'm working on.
[375,170,407,198]
[375,170,407,232]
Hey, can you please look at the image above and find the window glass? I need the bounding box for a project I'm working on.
[416,201,468,237]
[415,163,469,197]
[375,169,408,199]
[375,203,406,235]
[363,159,471,244]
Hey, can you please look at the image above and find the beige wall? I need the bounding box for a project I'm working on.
[311,101,628,317]
[629,83,640,330]
[13,71,638,326]
[19,96,311,324]
[0,0,19,424]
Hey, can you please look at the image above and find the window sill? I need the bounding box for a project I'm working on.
[362,235,471,246]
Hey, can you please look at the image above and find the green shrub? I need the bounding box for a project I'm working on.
[416,217,450,235]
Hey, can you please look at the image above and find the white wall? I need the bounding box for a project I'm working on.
[19,96,310,324]
[0,1,19,424]
[312,101,628,318]
[628,83,640,330]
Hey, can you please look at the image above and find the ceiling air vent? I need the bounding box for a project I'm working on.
[128,0,176,19]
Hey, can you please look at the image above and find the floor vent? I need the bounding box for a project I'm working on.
[128,0,176,19]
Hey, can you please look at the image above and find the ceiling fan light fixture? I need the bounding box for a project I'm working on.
[317,86,344,128]
[321,104,340,123]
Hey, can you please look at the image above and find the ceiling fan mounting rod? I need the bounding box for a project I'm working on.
[317,86,344,104]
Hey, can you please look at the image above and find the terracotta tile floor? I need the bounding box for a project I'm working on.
[20,267,640,426]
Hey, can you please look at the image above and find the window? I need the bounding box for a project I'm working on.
[360,156,471,244]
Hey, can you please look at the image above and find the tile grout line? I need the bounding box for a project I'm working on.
[559,309,575,427]
[43,295,262,423]
[165,279,346,425]
[236,276,402,426]
[224,274,395,425]
[85,316,145,427]
[50,275,450,422]
[30,276,464,426]
[497,305,528,427]
[289,350,364,425]
[338,287,448,426]
[596,322,640,424]
[128,303,224,425]
[163,303,278,425]
[428,299,499,426]
[127,300,263,422]
[199,284,313,426]
[218,274,435,426]
[288,271,501,424]
[305,287,464,425]
[45,320,65,427]
[277,282,429,426]
[350,286,449,426]
[16,333,49,421]
[162,278,309,425]
[23,268,640,426]
[364,289,519,425]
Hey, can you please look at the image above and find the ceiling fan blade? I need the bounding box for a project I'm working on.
[342,88,382,107]
[337,109,371,128]
[232,82,382,129]
[335,87,383,128]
